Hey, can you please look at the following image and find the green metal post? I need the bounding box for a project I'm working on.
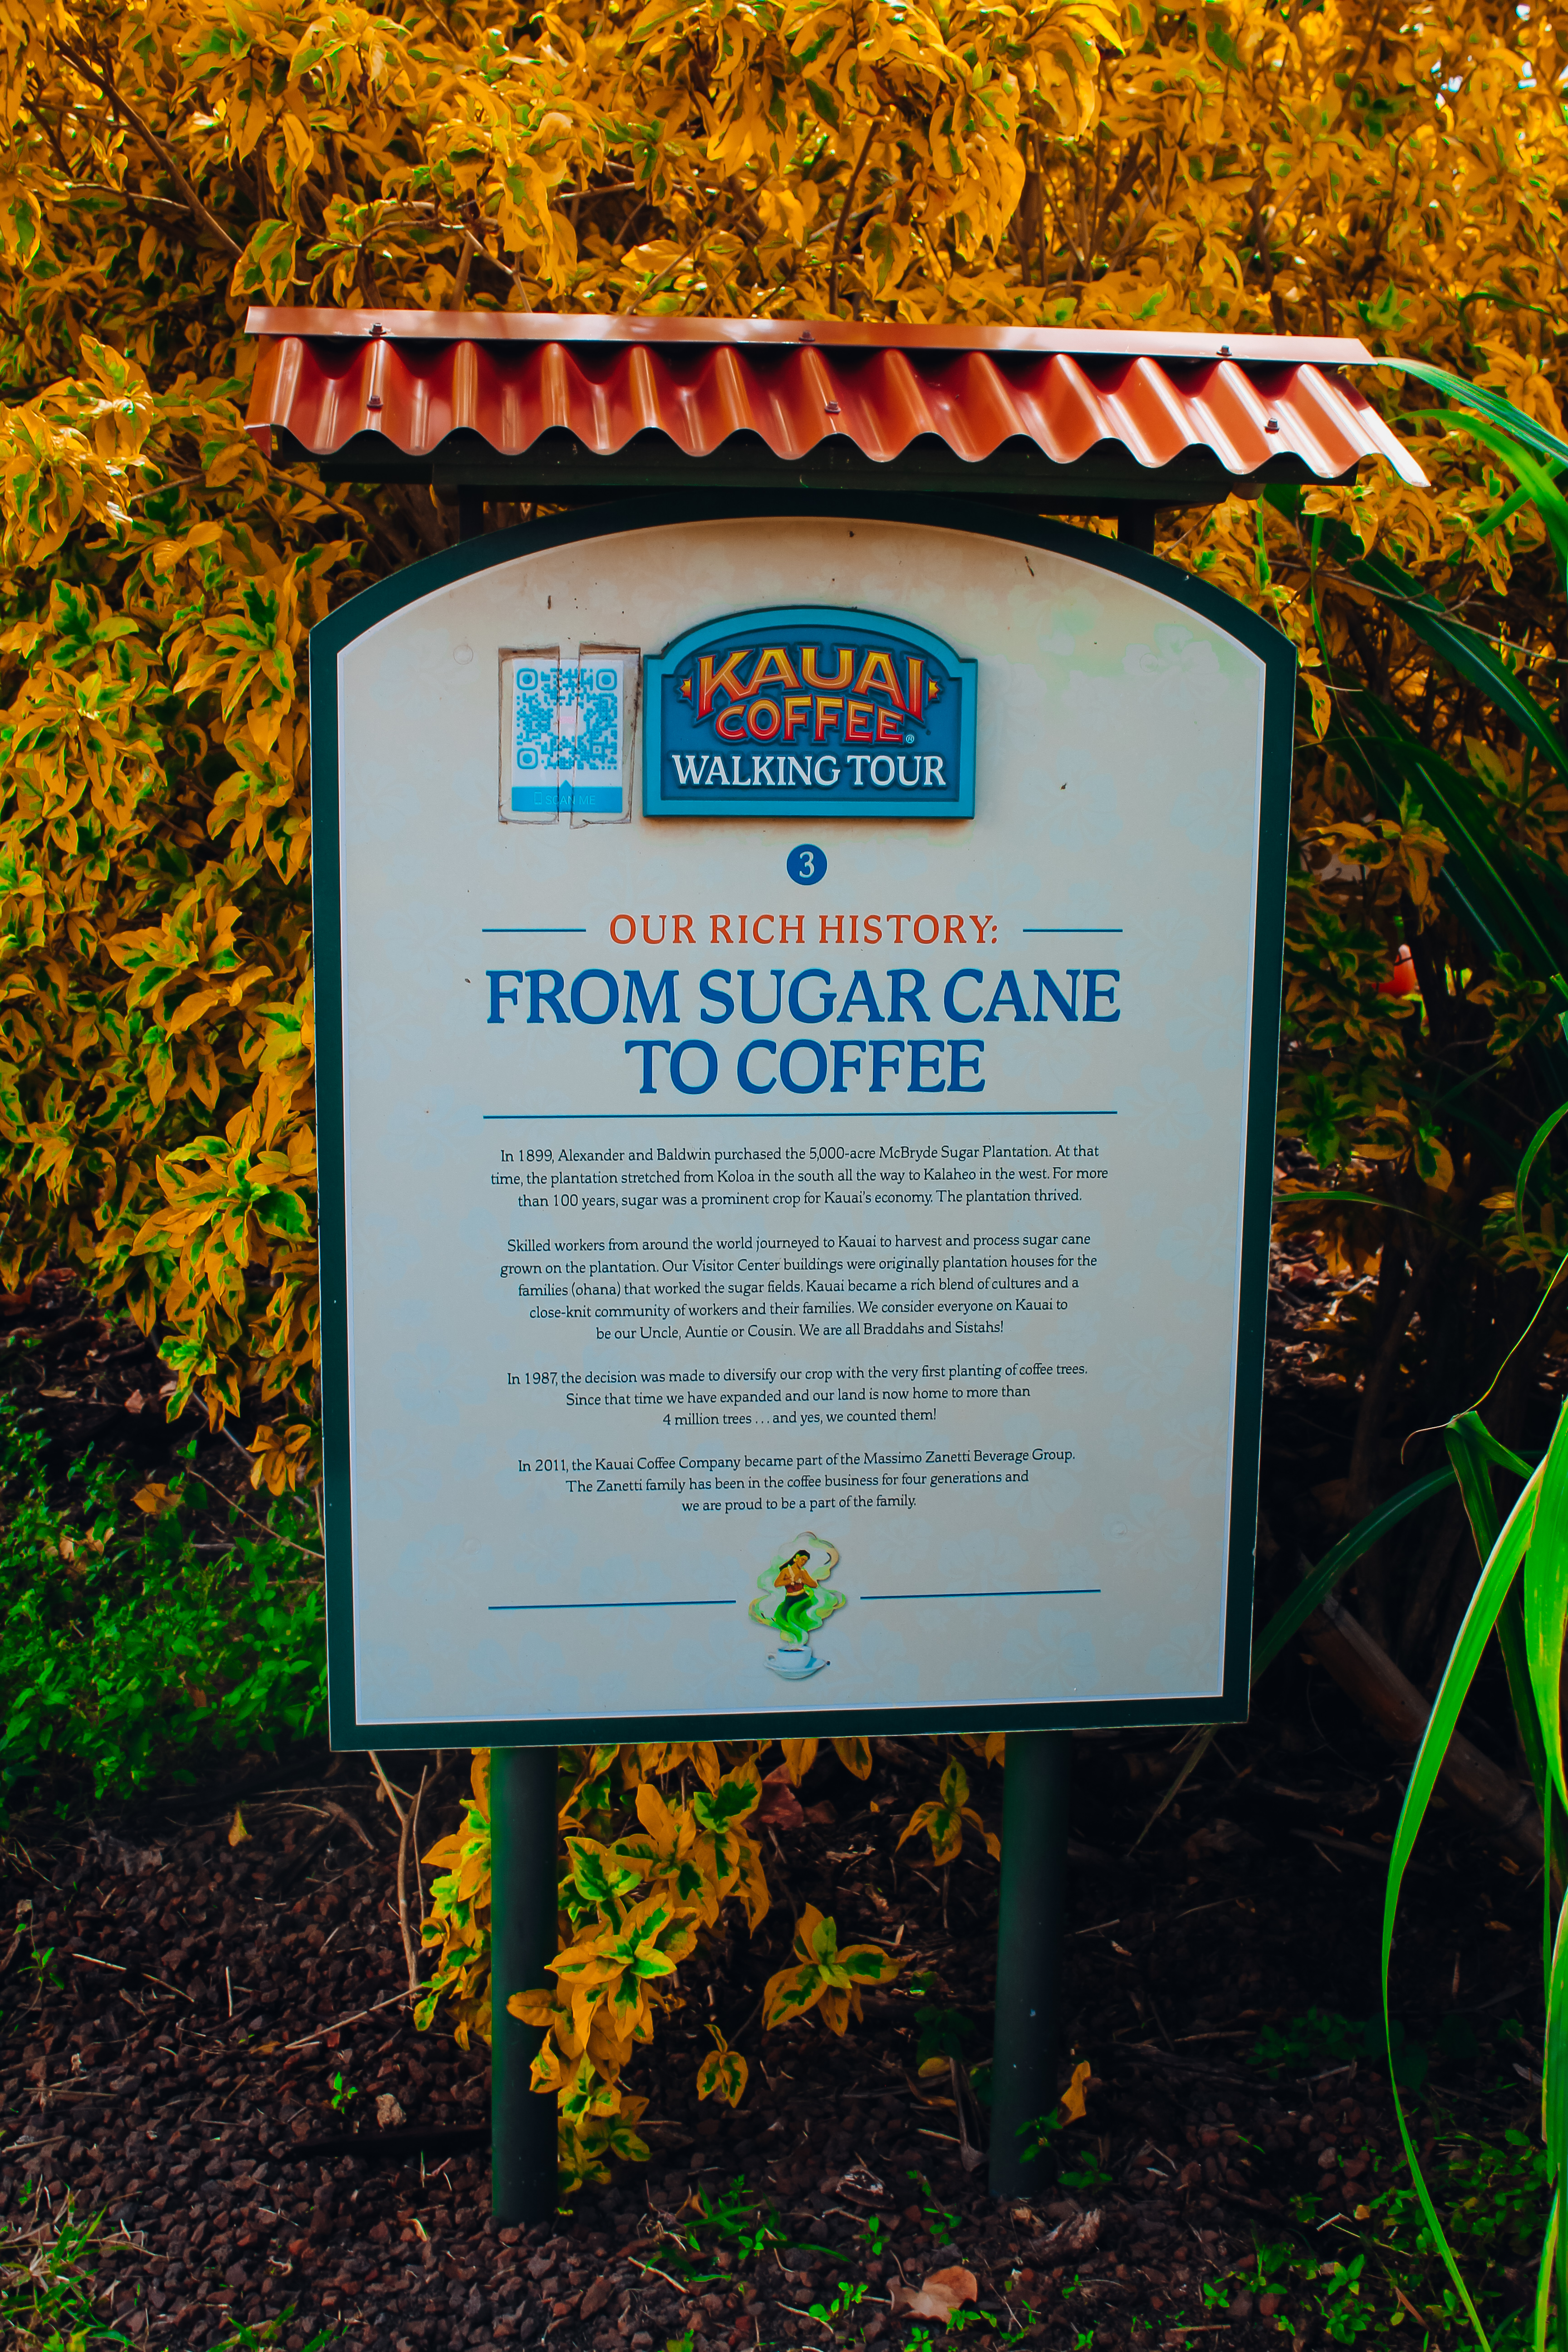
[988,1730,1073,2200]
[490,1745,559,2226]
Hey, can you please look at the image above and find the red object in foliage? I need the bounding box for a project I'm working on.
[1380,944,1419,997]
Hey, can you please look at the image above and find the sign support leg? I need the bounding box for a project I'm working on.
[490,1745,559,2226]
[987,1731,1073,2200]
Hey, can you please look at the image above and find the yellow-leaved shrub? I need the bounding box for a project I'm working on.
[418,1738,902,2191]
[0,0,1561,1451]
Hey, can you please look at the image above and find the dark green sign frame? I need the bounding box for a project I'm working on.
[310,492,1296,1753]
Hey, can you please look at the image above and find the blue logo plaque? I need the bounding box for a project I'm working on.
[642,605,976,819]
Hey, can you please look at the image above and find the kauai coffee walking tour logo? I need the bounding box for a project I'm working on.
[643,607,976,819]
[751,1532,845,1679]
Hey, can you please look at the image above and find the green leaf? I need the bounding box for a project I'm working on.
[1525,1404,1568,1813]
[1449,1413,1553,1828]
[1250,1467,1455,1682]
[1515,1105,1568,1246]
[1382,1455,1545,2352]
[1407,407,1568,584]
[1379,358,1568,477]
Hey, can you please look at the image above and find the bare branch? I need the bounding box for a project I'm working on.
[371,1753,431,2004]
[57,44,243,261]
[828,118,877,318]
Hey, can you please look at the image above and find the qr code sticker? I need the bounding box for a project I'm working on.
[498,646,636,824]
[571,665,621,780]
[500,650,562,822]
[567,648,637,825]
[513,664,562,771]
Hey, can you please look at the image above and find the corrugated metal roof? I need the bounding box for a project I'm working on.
[243,309,1426,494]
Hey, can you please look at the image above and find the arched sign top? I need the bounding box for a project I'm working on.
[645,604,977,818]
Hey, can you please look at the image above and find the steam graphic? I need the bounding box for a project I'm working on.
[750,1533,845,1681]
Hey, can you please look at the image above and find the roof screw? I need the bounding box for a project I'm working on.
[368,322,384,338]
[366,395,384,411]
[824,402,842,415]
[1265,418,1280,432]
[1218,344,1231,357]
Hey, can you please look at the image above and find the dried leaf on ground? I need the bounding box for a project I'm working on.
[889,2266,978,2323]
[756,1765,806,1829]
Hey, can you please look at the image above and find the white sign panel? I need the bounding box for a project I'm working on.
[314,505,1291,1745]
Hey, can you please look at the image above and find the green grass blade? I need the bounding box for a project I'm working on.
[1275,1183,1454,1238]
[1126,1724,1216,1853]
[1548,1782,1566,2155]
[1501,1580,1554,1826]
[1382,1458,1545,2352]
[1449,1412,1553,1849]
[1476,479,1539,540]
[1525,1401,1568,1812]
[1328,705,1566,985]
[1516,1104,1568,1247]
[1380,358,1568,475]
[1403,408,1568,580]
[1271,482,1568,785]
[1250,1468,1455,1683]
[1455,1416,1538,1483]
[1348,664,1568,919]
[1448,1412,1505,1556]
[1537,2180,1560,2352]
[1341,536,1568,784]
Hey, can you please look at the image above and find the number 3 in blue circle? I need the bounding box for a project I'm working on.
[787,843,827,886]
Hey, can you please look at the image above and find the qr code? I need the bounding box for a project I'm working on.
[570,664,622,781]
[500,648,635,824]
[512,662,563,774]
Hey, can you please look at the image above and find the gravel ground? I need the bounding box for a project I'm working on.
[0,1708,1544,2352]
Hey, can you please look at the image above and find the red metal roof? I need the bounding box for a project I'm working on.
[244,308,1426,490]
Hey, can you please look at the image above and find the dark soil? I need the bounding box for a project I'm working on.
[0,1704,1543,2352]
[0,1266,278,1557]
[0,1268,189,1465]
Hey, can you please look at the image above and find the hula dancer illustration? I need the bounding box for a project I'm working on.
[750,1533,845,1680]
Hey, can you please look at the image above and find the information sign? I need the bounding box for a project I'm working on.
[313,498,1293,1747]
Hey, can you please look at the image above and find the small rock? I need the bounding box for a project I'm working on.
[376,2092,407,2129]
[581,2278,614,2318]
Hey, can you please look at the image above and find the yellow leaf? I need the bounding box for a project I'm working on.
[228,1805,250,1847]
[1059,2059,1091,2124]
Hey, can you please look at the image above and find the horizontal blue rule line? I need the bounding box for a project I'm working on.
[862,1588,1102,1600]
[481,927,588,933]
[1020,928,1123,934]
[482,1110,1116,1121]
[489,1598,738,1612]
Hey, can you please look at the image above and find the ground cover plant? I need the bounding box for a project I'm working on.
[0,1362,326,1816]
